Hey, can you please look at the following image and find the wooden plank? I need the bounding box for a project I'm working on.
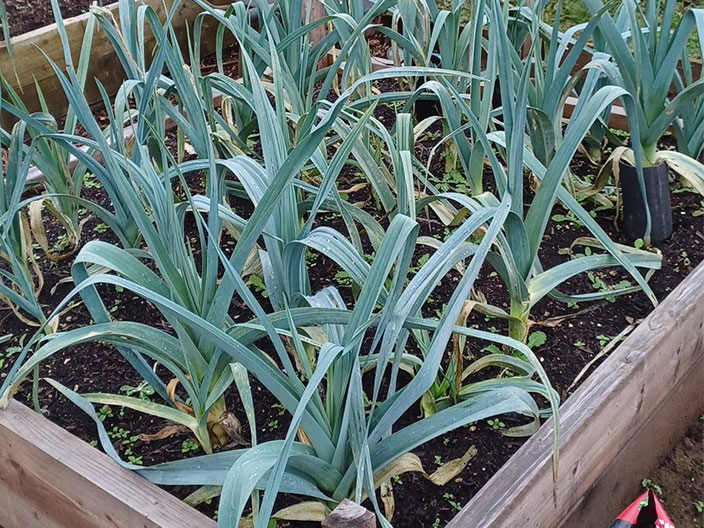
[559,359,704,528]
[345,50,633,130]
[0,3,121,123]
[304,0,327,45]
[564,95,629,131]
[303,0,332,68]
[0,399,216,528]
[446,262,704,528]
[0,0,231,123]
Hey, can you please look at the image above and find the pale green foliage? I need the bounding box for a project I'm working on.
[1,0,694,526]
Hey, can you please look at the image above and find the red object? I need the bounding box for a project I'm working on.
[607,490,675,528]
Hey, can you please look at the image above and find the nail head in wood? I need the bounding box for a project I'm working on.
[322,499,376,528]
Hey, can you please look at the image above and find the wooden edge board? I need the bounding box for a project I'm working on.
[559,358,703,528]
[564,95,628,131]
[446,261,704,528]
[338,51,634,131]
[0,0,231,121]
[0,398,216,528]
[0,2,120,86]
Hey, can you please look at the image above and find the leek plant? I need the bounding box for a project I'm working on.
[190,0,394,121]
[673,27,704,164]
[0,1,100,257]
[0,0,152,249]
[582,0,704,190]
[384,0,479,75]
[11,205,558,527]
[0,120,48,327]
[570,49,620,168]
[514,0,610,166]
[380,0,495,194]
[417,0,662,342]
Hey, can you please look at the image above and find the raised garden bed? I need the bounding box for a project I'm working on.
[1,0,704,527]
[1,261,701,527]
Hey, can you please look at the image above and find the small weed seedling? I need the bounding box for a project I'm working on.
[443,493,462,513]
[97,405,113,422]
[431,169,468,194]
[0,334,28,369]
[83,174,102,189]
[641,478,662,496]
[527,331,547,349]
[181,439,200,454]
[333,270,353,287]
[587,272,632,303]
[248,275,269,298]
[127,454,144,465]
[119,380,155,401]
[551,209,584,229]
[596,334,612,348]
[487,419,505,431]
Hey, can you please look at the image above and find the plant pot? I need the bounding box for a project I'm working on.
[492,79,502,111]
[619,161,673,243]
[414,95,441,121]
[414,55,442,120]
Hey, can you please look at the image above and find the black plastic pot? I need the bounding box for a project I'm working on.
[492,79,502,112]
[414,55,442,120]
[620,161,673,243]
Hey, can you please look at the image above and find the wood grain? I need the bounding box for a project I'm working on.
[322,499,376,528]
[559,358,703,528]
[564,96,629,131]
[0,0,231,124]
[303,0,327,45]
[446,262,704,528]
[0,399,216,528]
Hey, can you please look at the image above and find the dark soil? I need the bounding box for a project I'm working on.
[645,418,704,527]
[4,0,101,37]
[1,87,703,526]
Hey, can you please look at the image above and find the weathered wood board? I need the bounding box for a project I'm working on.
[0,0,231,123]
[446,262,704,528]
[0,399,216,528]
